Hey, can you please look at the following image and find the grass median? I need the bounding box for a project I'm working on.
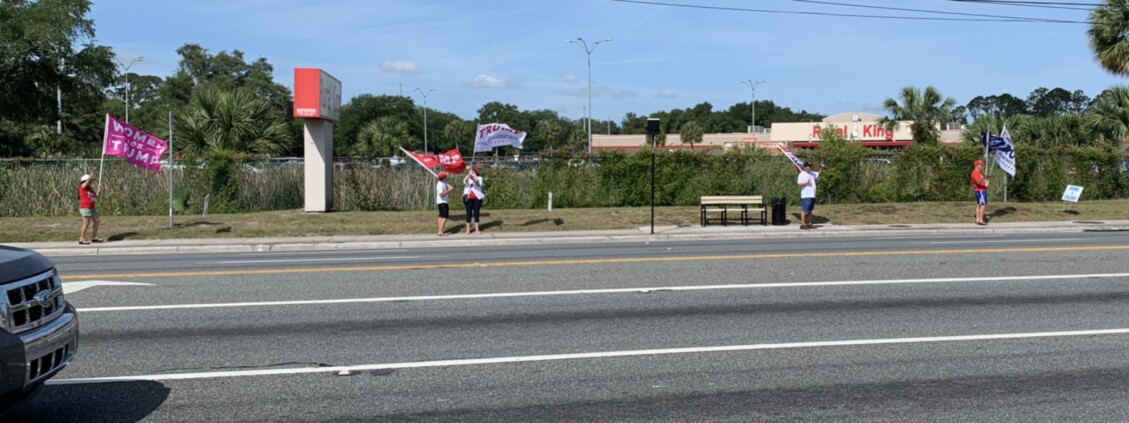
[3,200,1128,243]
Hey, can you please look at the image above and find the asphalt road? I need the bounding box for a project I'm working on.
[6,231,1129,422]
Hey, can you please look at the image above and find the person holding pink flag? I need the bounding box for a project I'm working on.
[78,172,103,244]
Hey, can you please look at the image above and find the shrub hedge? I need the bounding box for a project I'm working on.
[2,144,1124,217]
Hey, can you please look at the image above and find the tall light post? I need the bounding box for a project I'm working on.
[741,80,764,135]
[414,88,436,152]
[568,37,611,153]
[115,56,144,124]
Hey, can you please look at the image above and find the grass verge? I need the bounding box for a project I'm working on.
[3,200,1128,243]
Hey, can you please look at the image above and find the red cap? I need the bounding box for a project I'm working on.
[974,160,984,166]
[437,171,448,180]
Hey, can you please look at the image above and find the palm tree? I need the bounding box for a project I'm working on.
[535,119,562,155]
[355,117,414,157]
[441,120,473,152]
[1089,0,1129,76]
[679,120,704,150]
[879,86,956,145]
[1013,114,1092,148]
[178,88,291,161]
[177,88,291,211]
[1087,86,1129,143]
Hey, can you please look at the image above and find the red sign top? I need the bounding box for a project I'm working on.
[293,68,342,123]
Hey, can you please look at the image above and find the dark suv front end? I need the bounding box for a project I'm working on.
[0,246,79,404]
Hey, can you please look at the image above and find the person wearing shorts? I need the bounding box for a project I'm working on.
[435,172,453,236]
[971,159,989,225]
[78,173,103,244]
[797,162,823,229]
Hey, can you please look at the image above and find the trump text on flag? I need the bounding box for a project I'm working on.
[103,115,169,172]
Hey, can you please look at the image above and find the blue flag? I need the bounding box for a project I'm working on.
[983,131,1007,152]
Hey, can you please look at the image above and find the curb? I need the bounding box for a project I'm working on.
[26,224,1128,257]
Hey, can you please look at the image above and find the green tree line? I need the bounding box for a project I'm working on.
[3,0,1127,167]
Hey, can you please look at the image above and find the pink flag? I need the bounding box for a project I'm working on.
[102,114,168,172]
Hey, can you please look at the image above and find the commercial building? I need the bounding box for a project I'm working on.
[592,112,966,151]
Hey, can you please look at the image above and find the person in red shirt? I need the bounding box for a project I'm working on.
[971,160,989,226]
[78,173,103,244]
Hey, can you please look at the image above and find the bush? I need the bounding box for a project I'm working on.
[2,145,1125,217]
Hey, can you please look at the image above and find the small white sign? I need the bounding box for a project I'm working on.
[1061,185,1084,202]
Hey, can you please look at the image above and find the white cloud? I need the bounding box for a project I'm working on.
[561,74,580,83]
[656,89,677,98]
[466,74,519,89]
[380,60,422,76]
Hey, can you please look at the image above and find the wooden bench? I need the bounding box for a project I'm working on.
[700,196,766,226]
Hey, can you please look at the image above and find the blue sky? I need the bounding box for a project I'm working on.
[90,0,1122,122]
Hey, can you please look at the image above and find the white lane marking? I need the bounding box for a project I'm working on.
[46,328,1129,384]
[63,281,155,294]
[209,256,419,264]
[237,250,408,256]
[75,272,1129,313]
[928,238,1082,245]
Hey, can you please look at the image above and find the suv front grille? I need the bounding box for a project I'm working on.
[28,344,71,381]
[5,269,65,334]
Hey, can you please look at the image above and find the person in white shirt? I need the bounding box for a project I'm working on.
[435,172,453,236]
[796,161,824,229]
[463,165,485,234]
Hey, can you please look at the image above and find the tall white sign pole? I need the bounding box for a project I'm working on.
[294,68,342,212]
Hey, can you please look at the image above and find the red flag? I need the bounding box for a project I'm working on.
[437,149,466,174]
[403,149,440,169]
[400,147,439,177]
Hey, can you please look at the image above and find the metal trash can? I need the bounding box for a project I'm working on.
[771,197,787,225]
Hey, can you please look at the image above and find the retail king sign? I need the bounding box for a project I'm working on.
[293,68,342,123]
[812,123,895,141]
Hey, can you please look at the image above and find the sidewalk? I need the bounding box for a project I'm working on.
[13,220,1129,257]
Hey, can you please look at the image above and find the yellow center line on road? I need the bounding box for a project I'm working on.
[60,244,1129,280]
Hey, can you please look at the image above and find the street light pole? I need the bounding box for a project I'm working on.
[569,37,611,154]
[115,56,145,124]
[414,88,436,152]
[741,80,765,135]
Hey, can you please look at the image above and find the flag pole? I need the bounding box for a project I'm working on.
[168,111,175,228]
[471,122,478,164]
[1007,124,1016,204]
[98,114,109,194]
[985,124,994,180]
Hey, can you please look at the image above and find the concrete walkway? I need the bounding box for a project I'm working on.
[12,220,1129,257]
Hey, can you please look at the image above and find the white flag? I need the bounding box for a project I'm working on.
[995,126,1016,177]
[775,144,804,171]
[474,123,526,152]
